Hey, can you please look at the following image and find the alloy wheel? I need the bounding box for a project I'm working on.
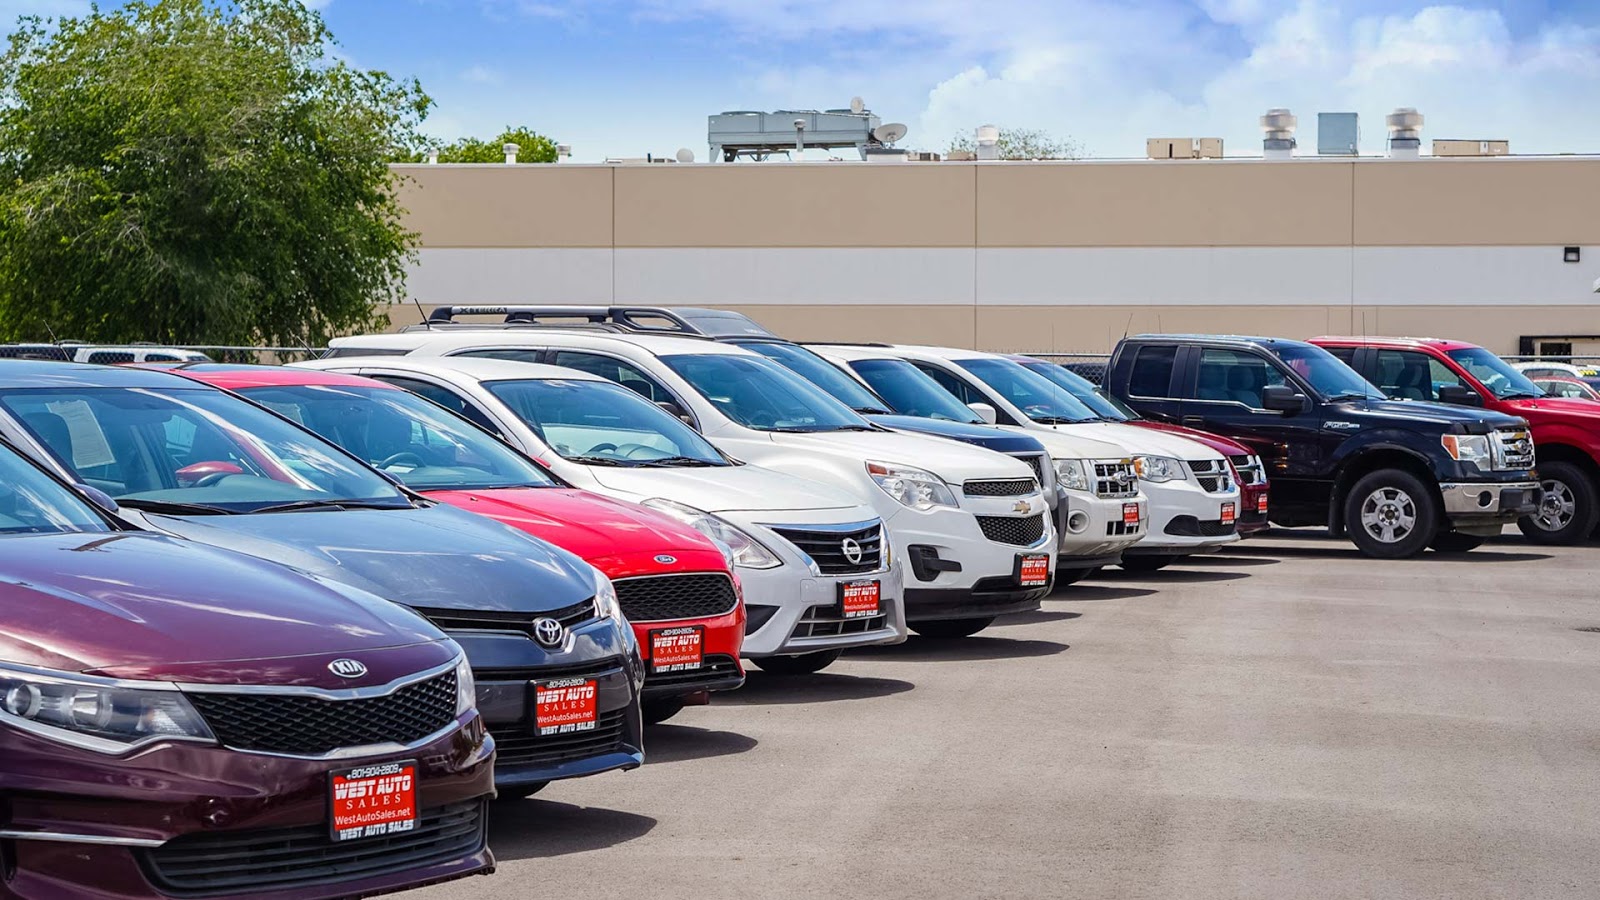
[1533,479,1576,531]
[1359,486,1417,544]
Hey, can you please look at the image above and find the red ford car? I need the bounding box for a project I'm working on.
[167,365,746,726]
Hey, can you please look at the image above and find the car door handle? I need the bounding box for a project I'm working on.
[1181,416,1205,427]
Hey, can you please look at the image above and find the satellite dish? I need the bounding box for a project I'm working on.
[849,96,865,114]
[675,147,695,163]
[873,123,908,145]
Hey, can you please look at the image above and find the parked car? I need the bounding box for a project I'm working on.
[0,360,644,799]
[0,436,495,898]
[1531,377,1600,401]
[1512,360,1600,392]
[298,355,905,673]
[320,329,1058,639]
[823,344,1243,574]
[166,364,745,724]
[1105,335,1539,558]
[0,342,211,364]
[1310,337,1598,545]
[1002,355,1272,539]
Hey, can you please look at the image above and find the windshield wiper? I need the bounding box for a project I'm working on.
[633,456,721,468]
[565,455,632,467]
[252,499,412,514]
[118,498,237,516]
[1501,392,1541,400]
[1029,416,1088,425]
[853,406,893,415]
[1326,391,1373,402]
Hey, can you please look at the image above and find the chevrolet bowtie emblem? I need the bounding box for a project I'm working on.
[1012,500,1032,514]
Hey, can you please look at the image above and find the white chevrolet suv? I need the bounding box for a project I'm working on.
[817,345,1243,573]
[321,331,1059,638]
[298,356,902,674]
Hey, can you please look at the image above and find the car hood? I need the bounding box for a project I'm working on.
[137,503,597,614]
[0,531,450,680]
[1495,396,1600,427]
[587,462,866,515]
[1126,421,1251,456]
[1328,398,1526,431]
[1058,421,1227,460]
[772,428,1035,483]
[866,415,1048,454]
[1002,425,1132,461]
[423,486,723,560]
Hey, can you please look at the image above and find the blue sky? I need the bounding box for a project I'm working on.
[10,1,1600,161]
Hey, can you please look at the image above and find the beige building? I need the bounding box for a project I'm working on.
[390,156,1600,356]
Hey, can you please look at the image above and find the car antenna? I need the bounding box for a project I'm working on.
[1121,312,1133,341]
[413,298,432,330]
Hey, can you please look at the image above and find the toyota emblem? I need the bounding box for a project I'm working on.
[532,617,566,648]
[840,537,863,565]
[328,658,367,679]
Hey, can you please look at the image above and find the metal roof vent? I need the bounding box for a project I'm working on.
[1386,108,1424,159]
[1261,108,1296,159]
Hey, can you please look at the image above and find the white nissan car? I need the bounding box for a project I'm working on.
[815,345,1243,572]
[320,331,1059,638]
[296,356,902,674]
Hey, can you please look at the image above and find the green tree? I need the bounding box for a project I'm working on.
[948,127,1083,160]
[396,126,560,164]
[0,0,433,347]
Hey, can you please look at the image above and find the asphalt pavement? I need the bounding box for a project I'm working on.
[410,530,1600,900]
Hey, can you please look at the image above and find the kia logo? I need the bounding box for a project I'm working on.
[654,554,677,565]
[840,537,863,565]
[328,658,367,679]
[532,617,566,649]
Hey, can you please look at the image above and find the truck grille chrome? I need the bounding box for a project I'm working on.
[1186,459,1234,493]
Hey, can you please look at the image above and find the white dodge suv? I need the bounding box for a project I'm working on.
[322,331,1059,638]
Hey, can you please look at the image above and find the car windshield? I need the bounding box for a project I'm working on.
[848,358,985,424]
[662,353,874,433]
[1446,348,1545,399]
[734,341,892,414]
[1270,344,1386,401]
[237,384,559,491]
[0,442,110,536]
[483,378,728,466]
[954,358,1099,424]
[1016,360,1136,421]
[0,387,410,514]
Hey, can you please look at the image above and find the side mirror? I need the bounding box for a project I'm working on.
[1261,384,1307,413]
[1436,384,1483,407]
[967,402,998,424]
[75,484,119,513]
[656,400,693,425]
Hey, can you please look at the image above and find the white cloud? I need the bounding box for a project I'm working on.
[459,64,503,85]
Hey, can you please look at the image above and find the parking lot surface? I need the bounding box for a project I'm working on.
[410,531,1600,900]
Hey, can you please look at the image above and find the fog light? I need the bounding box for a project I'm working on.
[1067,511,1089,534]
[1477,491,1493,508]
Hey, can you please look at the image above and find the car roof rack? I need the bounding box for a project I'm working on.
[417,305,742,340]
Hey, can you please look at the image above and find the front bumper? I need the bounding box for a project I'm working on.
[454,617,645,789]
[1440,480,1541,525]
[1056,489,1145,563]
[1130,479,1243,555]
[0,714,494,900]
[629,603,746,701]
[889,500,1056,623]
[1236,482,1270,537]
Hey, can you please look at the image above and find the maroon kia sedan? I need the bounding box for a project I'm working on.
[0,439,496,899]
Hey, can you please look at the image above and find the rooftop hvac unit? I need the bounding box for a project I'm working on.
[1146,137,1223,159]
[1316,112,1359,156]
[1260,108,1297,158]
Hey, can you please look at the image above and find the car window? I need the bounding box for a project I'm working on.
[663,353,871,433]
[848,358,984,423]
[453,348,541,364]
[1018,360,1134,421]
[1322,346,1358,367]
[1372,350,1465,402]
[484,378,727,466]
[368,376,501,433]
[546,351,674,405]
[1127,345,1178,398]
[912,363,982,404]
[1194,348,1286,408]
[734,341,891,414]
[0,443,110,536]
[85,350,136,365]
[954,358,1097,424]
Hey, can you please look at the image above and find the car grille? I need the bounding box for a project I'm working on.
[413,598,595,638]
[1229,454,1266,485]
[1493,427,1535,470]
[1105,519,1143,537]
[1163,516,1239,537]
[1186,459,1234,493]
[139,800,485,897]
[185,671,457,756]
[977,513,1047,546]
[794,603,890,638]
[1014,453,1047,487]
[615,573,739,622]
[491,709,629,768]
[769,521,883,575]
[963,478,1038,497]
[1094,460,1138,498]
[646,654,741,688]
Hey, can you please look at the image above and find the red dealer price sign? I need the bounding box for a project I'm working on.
[1220,502,1236,525]
[839,580,881,619]
[1122,503,1141,526]
[650,626,704,674]
[535,678,598,736]
[330,761,418,842]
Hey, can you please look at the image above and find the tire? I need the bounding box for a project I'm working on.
[1118,555,1176,573]
[642,697,687,725]
[1055,566,1100,586]
[1430,532,1485,553]
[1344,468,1438,559]
[496,782,549,801]
[751,649,841,675]
[1517,461,1599,546]
[909,617,995,639]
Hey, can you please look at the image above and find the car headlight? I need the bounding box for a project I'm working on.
[1441,434,1492,465]
[0,664,213,753]
[1134,456,1186,483]
[1053,458,1090,492]
[866,461,958,511]
[454,655,476,715]
[641,498,782,569]
[591,566,622,620]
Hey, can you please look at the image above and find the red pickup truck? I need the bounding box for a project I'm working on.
[1310,337,1595,544]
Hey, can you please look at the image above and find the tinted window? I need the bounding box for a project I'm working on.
[548,351,673,404]
[1371,350,1465,402]
[735,342,890,414]
[238,384,556,491]
[370,376,501,433]
[455,348,541,364]
[1322,346,1358,366]
[849,358,984,423]
[662,353,871,433]
[0,387,407,513]
[1127,345,1178,397]
[1194,349,1286,408]
[1446,348,1543,400]
[1269,344,1384,401]
[913,363,983,405]
[1018,360,1134,421]
[0,444,109,535]
[320,347,412,358]
[954,358,1097,424]
[485,378,726,466]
